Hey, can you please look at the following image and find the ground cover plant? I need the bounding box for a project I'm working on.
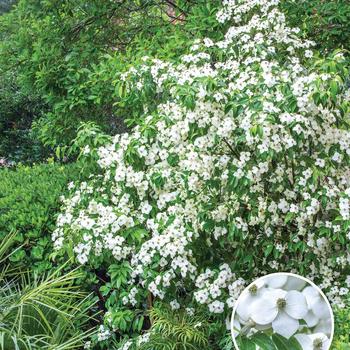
[0,163,80,273]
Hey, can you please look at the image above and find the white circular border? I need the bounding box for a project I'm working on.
[230,272,335,350]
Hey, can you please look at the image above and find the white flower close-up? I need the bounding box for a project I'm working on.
[232,274,333,350]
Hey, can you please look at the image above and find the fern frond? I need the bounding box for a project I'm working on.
[138,302,210,350]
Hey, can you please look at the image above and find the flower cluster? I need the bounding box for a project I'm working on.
[0,157,14,168]
[53,0,350,322]
[96,325,111,342]
[233,274,333,349]
[118,333,151,350]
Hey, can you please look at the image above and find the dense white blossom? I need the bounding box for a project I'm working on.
[54,0,350,318]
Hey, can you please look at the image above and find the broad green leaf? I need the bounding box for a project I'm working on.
[252,333,277,350]
[272,334,302,350]
[239,338,256,350]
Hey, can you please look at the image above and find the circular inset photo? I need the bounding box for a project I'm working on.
[231,273,334,350]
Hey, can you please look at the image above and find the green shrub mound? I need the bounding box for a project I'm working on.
[0,163,79,272]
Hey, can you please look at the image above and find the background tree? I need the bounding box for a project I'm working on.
[1,0,350,161]
[0,0,222,155]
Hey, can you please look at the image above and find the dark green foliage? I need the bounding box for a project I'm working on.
[236,332,303,350]
[1,0,350,154]
[0,0,223,150]
[0,162,79,272]
[0,72,48,162]
[281,0,350,53]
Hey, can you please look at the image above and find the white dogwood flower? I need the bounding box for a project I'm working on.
[236,279,266,321]
[294,333,330,350]
[232,274,333,345]
[265,275,288,288]
[303,310,319,328]
[314,317,333,336]
[302,286,331,319]
[250,289,308,338]
[232,317,241,338]
[284,276,307,291]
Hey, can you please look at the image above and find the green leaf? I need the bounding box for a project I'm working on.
[288,336,303,350]
[31,246,44,260]
[271,334,302,350]
[250,125,258,136]
[271,334,289,350]
[239,337,256,350]
[264,244,274,257]
[252,333,276,350]
[330,80,338,99]
[118,82,125,97]
[285,212,295,224]
[9,249,26,262]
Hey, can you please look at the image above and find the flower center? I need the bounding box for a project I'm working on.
[313,338,323,349]
[249,284,258,294]
[277,298,286,309]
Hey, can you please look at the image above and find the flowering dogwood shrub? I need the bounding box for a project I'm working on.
[54,0,350,326]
